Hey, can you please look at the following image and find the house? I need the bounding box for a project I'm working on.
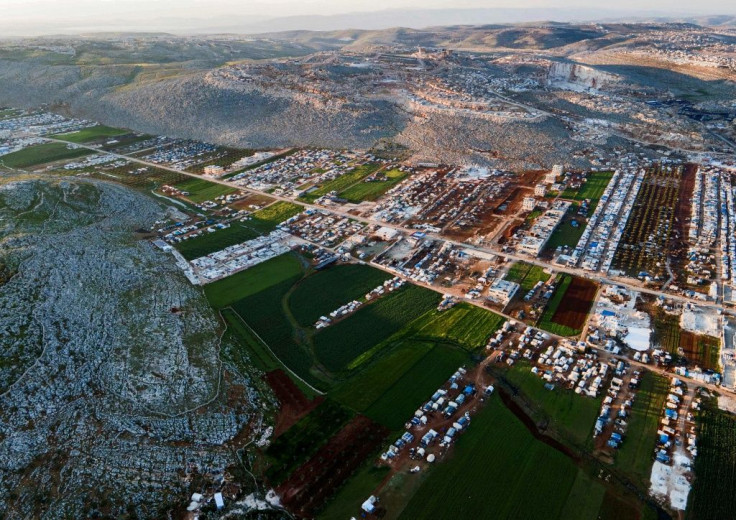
[487,279,520,305]
[204,165,225,176]
[522,197,537,212]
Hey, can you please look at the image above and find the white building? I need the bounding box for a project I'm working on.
[204,165,225,176]
[523,197,537,212]
[535,184,547,197]
[487,279,520,305]
[375,226,400,241]
[546,165,563,184]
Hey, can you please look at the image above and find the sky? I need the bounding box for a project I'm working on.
[2,0,735,36]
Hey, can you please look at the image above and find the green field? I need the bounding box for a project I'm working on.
[339,168,407,202]
[246,201,303,234]
[537,274,579,336]
[313,285,441,373]
[288,264,391,326]
[362,343,469,430]
[397,396,590,520]
[301,162,381,201]
[544,205,587,252]
[332,339,469,430]
[173,177,237,203]
[174,201,302,260]
[265,399,353,485]
[501,362,601,446]
[175,222,260,261]
[615,372,669,485]
[688,397,736,519]
[505,262,551,291]
[407,303,505,352]
[205,252,303,308]
[561,171,614,202]
[54,125,129,143]
[319,464,391,520]
[0,142,93,168]
[233,276,320,387]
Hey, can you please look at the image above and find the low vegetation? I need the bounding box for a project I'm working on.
[288,264,391,326]
[313,285,441,373]
[614,372,669,485]
[54,125,129,143]
[0,142,93,168]
[688,396,736,519]
[398,396,589,519]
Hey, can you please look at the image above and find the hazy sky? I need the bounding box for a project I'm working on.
[2,0,735,36]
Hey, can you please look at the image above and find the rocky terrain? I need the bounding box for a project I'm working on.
[0,174,269,518]
[0,23,733,169]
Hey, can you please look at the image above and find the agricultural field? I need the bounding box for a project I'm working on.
[561,171,614,204]
[537,275,596,336]
[53,125,130,143]
[611,164,686,279]
[174,222,260,261]
[505,261,551,291]
[204,252,303,309]
[220,308,282,374]
[614,372,669,485]
[230,276,320,386]
[91,163,189,191]
[313,284,441,373]
[276,415,389,517]
[397,396,589,520]
[245,201,303,234]
[688,397,736,520]
[339,168,408,202]
[319,464,391,520]
[173,176,238,203]
[264,399,353,486]
[650,308,681,353]
[361,343,469,430]
[500,362,601,446]
[0,142,93,168]
[407,303,506,352]
[301,162,381,201]
[288,264,392,327]
[649,308,719,369]
[544,204,587,252]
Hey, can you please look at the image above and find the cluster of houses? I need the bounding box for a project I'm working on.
[573,169,643,272]
[281,210,365,249]
[654,378,697,464]
[190,230,294,283]
[516,200,571,257]
[594,364,640,448]
[379,367,489,466]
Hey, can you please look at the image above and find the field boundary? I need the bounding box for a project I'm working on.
[224,308,324,395]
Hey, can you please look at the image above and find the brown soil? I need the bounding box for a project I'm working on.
[276,415,389,518]
[265,370,323,438]
[552,277,597,330]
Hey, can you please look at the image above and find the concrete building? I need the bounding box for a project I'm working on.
[204,165,225,176]
[546,164,563,184]
[487,278,520,305]
[535,184,547,197]
[523,197,537,212]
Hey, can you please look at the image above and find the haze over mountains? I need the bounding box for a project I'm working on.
[2,7,736,37]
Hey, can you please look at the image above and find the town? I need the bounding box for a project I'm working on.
[2,19,736,520]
